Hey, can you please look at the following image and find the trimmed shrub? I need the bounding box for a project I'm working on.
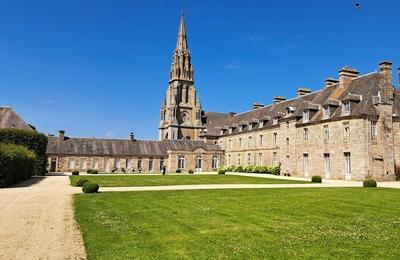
[270,165,281,175]
[244,165,254,173]
[235,165,244,172]
[76,179,89,187]
[176,169,182,173]
[0,143,36,187]
[311,175,322,183]
[82,182,99,193]
[0,128,48,176]
[86,169,92,173]
[218,167,226,175]
[363,178,377,187]
[227,165,236,172]
[72,171,79,176]
[188,169,194,174]
[91,170,98,174]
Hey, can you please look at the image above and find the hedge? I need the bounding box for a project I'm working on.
[0,128,48,176]
[218,164,281,175]
[0,143,36,187]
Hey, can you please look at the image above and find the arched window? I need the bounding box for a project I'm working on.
[165,132,169,140]
[178,155,186,170]
[211,155,219,170]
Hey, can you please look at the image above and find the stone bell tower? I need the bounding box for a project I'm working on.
[159,14,203,140]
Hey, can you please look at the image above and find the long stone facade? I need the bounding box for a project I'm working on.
[210,63,400,181]
[42,14,400,180]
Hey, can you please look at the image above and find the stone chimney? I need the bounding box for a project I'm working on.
[379,61,393,104]
[228,112,236,117]
[252,103,264,110]
[339,66,359,88]
[130,132,135,142]
[296,88,311,96]
[273,96,286,104]
[59,130,65,141]
[324,77,339,88]
[398,67,400,87]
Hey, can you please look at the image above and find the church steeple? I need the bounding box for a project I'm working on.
[176,15,188,51]
[169,15,194,82]
[160,14,203,141]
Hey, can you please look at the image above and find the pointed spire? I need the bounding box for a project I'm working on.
[176,15,188,51]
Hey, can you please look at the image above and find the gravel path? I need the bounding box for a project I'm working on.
[0,175,86,260]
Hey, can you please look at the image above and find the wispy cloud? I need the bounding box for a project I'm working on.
[226,64,241,70]
[105,131,115,137]
[245,33,268,42]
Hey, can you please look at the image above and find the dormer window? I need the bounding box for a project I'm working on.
[228,128,233,134]
[220,129,224,136]
[259,120,264,128]
[323,106,330,119]
[342,102,350,116]
[303,110,310,123]
[239,125,243,132]
[273,117,278,125]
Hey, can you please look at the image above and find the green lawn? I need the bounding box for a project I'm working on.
[70,174,308,187]
[75,188,400,259]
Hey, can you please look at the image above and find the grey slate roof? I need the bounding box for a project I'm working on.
[203,72,392,137]
[0,107,33,130]
[46,137,221,156]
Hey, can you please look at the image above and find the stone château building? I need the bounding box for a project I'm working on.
[41,14,400,180]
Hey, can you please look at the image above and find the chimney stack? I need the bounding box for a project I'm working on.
[273,96,286,104]
[324,77,339,88]
[252,103,264,110]
[339,66,359,88]
[59,130,65,141]
[379,61,393,82]
[398,67,400,87]
[296,88,311,96]
[130,132,135,142]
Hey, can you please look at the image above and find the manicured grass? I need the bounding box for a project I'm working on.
[75,188,400,259]
[70,174,308,187]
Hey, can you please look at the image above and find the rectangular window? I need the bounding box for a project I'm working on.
[303,153,309,177]
[371,121,377,140]
[273,152,277,163]
[93,158,99,169]
[212,156,219,169]
[323,106,330,119]
[343,123,350,141]
[68,158,75,169]
[304,128,309,141]
[238,154,241,165]
[228,139,232,150]
[303,110,309,123]
[285,155,290,173]
[239,138,242,148]
[178,156,185,170]
[324,153,331,178]
[323,125,330,141]
[258,153,263,165]
[342,102,350,116]
[344,152,351,179]
[247,153,251,165]
[248,136,252,147]
[228,154,231,166]
[286,137,290,146]
[273,133,277,144]
[104,158,110,172]
[137,158,142,171]
[160,159,164,171]
[259,134,263,146]
[149,158,153,172]
[80,158,87,169]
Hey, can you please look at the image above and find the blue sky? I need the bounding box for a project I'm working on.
[1,0,399,140]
